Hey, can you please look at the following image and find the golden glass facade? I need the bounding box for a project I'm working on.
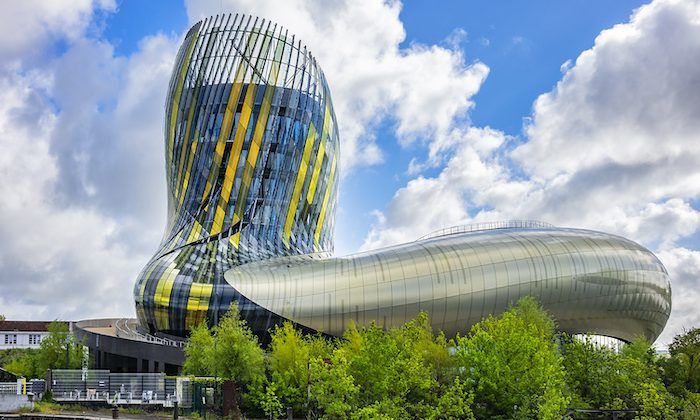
[134,14,339,336]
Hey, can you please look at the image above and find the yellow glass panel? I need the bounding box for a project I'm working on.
[179,137,199,206]
[306,139,326,205]
[175,89,199,201]
[186,220,203,243]
[307,101,331,205]
[200,28,261,204]
[230,38,286,246]
[315,155,336,247]
[209,81,258,236]
[168,30,198,177]
[283,123,317,245]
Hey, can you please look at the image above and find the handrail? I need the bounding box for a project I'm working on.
[114,319,185,348]
[417,220,554,241]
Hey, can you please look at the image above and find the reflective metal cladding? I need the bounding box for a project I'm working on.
[135,13,672,343]
[226,225,671,342]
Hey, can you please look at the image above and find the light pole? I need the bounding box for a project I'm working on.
[65,335,71,369]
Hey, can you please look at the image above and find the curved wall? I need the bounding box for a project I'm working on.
[225,227,671,342]
[134,14,339,336]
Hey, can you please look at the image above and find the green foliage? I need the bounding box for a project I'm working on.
[666,327,700,393]
[0,314,5,321]
[0,348,33,369]
[183,322,214,376]
[680,392,700,419]
[182,305,265,387]
[181,304,265,416]
[429,377,476,420]
[332,312,455,419]
[308,351,359,419]
[263,322,331,415]
[181,297,700,419]
[562,335,677,418]
[259,381,285,419]
[455,297,569,419]
[210,305,266,387]
[2,321,82,378]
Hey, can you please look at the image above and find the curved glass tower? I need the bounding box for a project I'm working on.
[134,14,339,336]
[136,14,672,343]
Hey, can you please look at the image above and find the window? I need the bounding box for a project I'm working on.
[29,334,41,345]
[4,334,17,345]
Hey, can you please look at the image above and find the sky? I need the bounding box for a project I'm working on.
[0,0,698,347]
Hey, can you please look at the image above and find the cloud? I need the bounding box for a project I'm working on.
[655,247,700,345]
[362,0,700,345]
[0,0,116,63]
[0,2,180,320]
[185,0,489,171]
[514,0,700,183]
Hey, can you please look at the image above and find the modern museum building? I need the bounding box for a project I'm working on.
[76,14,672,373]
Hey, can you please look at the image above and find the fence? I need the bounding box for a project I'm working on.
[0,381,21,395]
[48,370,189,407]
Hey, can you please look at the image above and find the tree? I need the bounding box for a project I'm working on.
[667,328,700,393]
[264,322,330,416]
[3,321,82,378]
[208,305,265,386]
[561,335,620,408]
[182,322,214,376]
[0,314,5,321]
[429,377,475,420]
[337,313,455,419]
[182,304,265,416]
[562,335,676,418]
[308,350,359,419]
[454,297,569,419]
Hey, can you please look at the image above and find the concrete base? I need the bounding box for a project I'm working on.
[0,394,33,413]
[73,319,184,375]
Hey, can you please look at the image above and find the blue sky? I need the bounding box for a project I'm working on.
[0,0,698,347]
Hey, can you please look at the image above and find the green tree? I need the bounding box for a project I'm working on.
[3,321,82,378]
[679,392,700,420]
[561,335,620,408]
[264,322,330,416]
[0,348,32,368]
[208,306,265,386]
[0,314,5,321]
[308,351,358,419]
[259,381,285,419]
[303,312,459,419]
[563,335,676,418]
[337,313,455,419]
[182,304,265,416]
[455,297,569,419]
[667,328,700,393]
[429,377,475,420]
[182,322,214,376]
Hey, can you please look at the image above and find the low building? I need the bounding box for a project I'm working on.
[0,321,66,350]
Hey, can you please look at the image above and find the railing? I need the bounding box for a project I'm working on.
[49,370,186,407]
[114,318,185,348]
[418,220,555,241]
[0,382,19,395]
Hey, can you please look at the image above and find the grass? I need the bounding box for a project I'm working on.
[18,400,179,418]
